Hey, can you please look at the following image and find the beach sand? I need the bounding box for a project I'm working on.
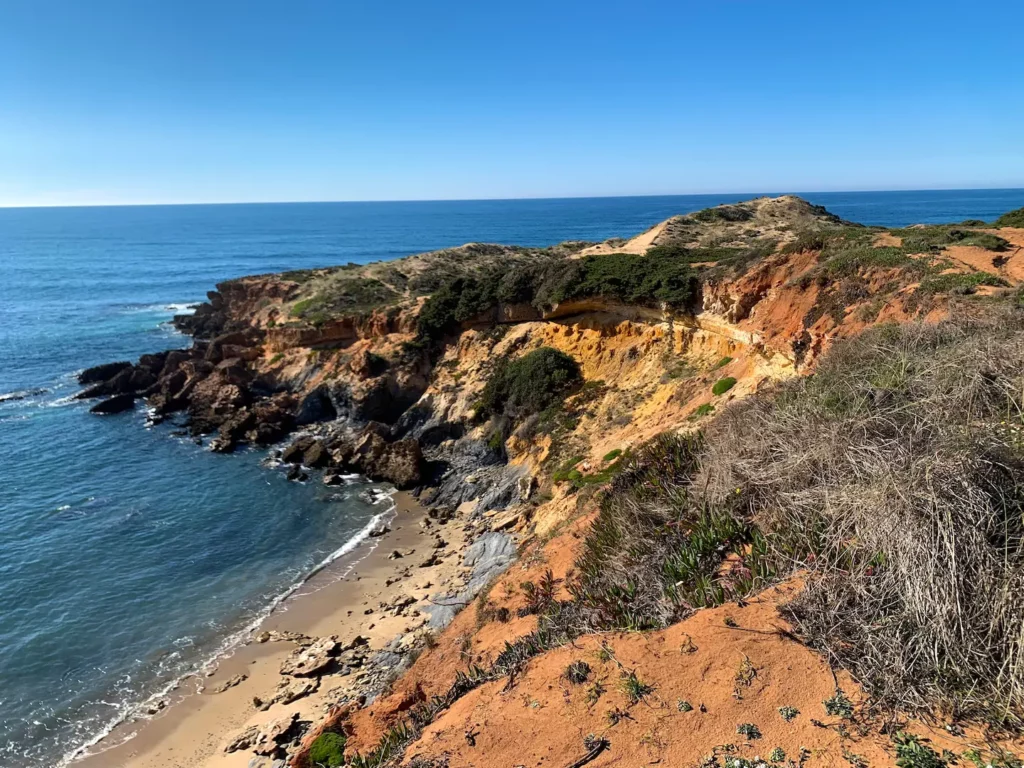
[77,491,472,768]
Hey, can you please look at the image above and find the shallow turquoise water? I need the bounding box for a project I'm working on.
[1,190,1022,767]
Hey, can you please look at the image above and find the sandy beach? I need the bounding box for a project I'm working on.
[76,491,474,768]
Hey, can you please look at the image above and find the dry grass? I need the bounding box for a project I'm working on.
[570,305,1024,727]
[701,312,1024,725]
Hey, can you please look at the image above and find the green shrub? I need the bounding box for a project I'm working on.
[917,271,1008,295]
[711,356,733,370]
[712,377,737,396]
[778,705,800,721]
[995,207,1024,228]
[309,731,347,767]
[477,347,582,420]
[533,251,701,312]
[602,448,622,462]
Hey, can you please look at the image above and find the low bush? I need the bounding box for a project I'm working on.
[917,271,1008,295]
[995,207,1024,228]
[712,377,737,396]
[308,731,347,767]
[477,347,582,421]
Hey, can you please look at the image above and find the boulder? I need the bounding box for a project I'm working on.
[302,440,329,468]
[279,636,339,677]
[281,436,316,464]
[90,394,136,414]
[78,361,132,385]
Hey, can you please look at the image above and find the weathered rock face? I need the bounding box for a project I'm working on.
[279,424,424,488]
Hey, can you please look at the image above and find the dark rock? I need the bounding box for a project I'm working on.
[250,395,296,445]
[281,436,316,464]
[76,366,136,399]
[294,385,337,426]
[90,394,136,414]
[302,440,329,468]
[78,361,132,385]
[286,465,308,482]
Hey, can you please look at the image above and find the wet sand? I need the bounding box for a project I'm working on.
[78,491,470,768]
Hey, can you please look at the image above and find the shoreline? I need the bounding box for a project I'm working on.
[75,489,474,768]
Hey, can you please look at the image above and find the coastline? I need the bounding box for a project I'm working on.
[76,490,472,768]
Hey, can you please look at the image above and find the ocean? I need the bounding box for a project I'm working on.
[1,189,1023,768]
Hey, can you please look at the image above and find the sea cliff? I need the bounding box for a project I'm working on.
[79,197,1024,767]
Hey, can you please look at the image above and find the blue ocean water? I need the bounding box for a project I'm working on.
[1,189,1023,768]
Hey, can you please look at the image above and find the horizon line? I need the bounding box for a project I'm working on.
[2,185,1024,211]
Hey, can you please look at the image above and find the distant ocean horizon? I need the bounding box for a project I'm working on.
[2,188,1023,768]
[5,186,1024,213]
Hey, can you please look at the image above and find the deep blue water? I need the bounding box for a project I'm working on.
[1,189,1023,768]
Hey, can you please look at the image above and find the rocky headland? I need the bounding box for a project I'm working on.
[79,197,1024,767]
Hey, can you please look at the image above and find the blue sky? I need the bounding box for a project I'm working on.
[1,0,1022,206]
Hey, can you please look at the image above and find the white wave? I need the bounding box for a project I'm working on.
[121,302,197,315]
[61,491,399,767]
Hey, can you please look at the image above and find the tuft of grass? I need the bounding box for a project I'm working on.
[620,671,655,703]
[564,660,592,685]
[712,377,737,396]
[603,448,623,462]
[770,746,786,763]
[677,699,693,712]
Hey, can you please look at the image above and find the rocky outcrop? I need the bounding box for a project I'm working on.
[89,394,136,414]
[278,424,424,489]
[78,361,133,385]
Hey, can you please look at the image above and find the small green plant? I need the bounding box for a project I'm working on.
[269,352,284,364]
[892,731,946,768]
[677,699,693,712]
[736,722,762,740]
[564,660,592,684]
[778,705,800,721]
[602,448,623,462]
[823,689,854,719]
[597,643,614,663]
[723,615,738,627]
[770,747,786,763]
[308,731,347,768]
[712,377,737,396]
[620,670,655,703]
[691,403,715,418]
[712,356,734,370]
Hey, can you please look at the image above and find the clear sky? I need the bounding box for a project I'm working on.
[1,0,1022,206]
